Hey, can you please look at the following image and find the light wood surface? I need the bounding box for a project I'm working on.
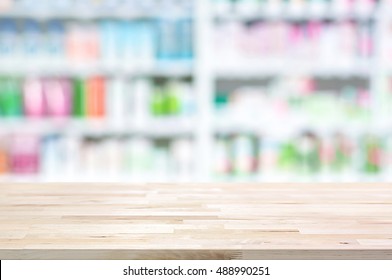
[0,183,392,259]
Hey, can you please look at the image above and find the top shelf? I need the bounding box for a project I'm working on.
[213,11,378,22]
[0,9,193,20]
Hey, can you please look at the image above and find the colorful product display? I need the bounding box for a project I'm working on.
[212,0,379,16]
[214,20,373,67]
[1,0,391,183]
[0,134,195,179]
[0,0,194,13]
[0,77,195,120]
[0,18,194,66]
[215,77,372,125]
[213,132,386,179]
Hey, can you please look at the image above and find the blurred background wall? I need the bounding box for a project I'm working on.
[0,0,391,183]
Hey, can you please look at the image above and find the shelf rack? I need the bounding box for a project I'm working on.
[0,0,391,182]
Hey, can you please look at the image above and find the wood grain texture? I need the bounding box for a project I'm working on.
[0,183,392,259]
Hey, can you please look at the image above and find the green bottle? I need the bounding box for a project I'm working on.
[73,78,86,118]
[332,133,351,173]
[363,134,382,174]
[278,141,298,173]
[164,82,181,116]
[151,86,164,116]
[0,77,22,117]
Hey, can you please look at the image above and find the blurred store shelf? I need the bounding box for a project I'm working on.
[0,63,194,78]
[0,117,197,136]
[215,64,372,79]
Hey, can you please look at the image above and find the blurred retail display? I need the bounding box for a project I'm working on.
[213,20,373,70]
[212,0,378,17]
[0,18,194,67]
[0,77,195,120]
[1,0,392,182]
[0,133,195,181]
[212,132,389,181]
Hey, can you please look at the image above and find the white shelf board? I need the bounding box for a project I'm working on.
[0,63,194,78]
[214,63,372,79]
[0,9,193,20]
[213,118,386,137]
[0,117,197,137]
[214,10,377,22]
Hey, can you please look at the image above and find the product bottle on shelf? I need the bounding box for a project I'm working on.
[41,134,65,176]
[0,19,19,65]
[22,19,43,65]
[150,85,165,116]
[0,137,8,174]
[106,77,126,125]
[278,139,298,174]
[331,132,353,174]
[171,137,194,179]
[9,134,40,174]
[86,76,105,118]
[43,78,72,118]
[231,133,257,176]
[73,78,87,118]
[0,77,22,117]
[46,20,66,65]
[23,78,45,118]
[296,132,321,175]
[362,134,383,175]
[214,135,231,177]
[164,81,181,116]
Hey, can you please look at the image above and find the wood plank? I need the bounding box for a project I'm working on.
[0,183,391,259]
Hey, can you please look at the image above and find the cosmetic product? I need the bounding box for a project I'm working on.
[133,78,150,125]
[164,81,181,115]
[86,76,105,118]
[179,81,195,117]
[23,77,45,118]
[41,134,64,175]
[0,77,22,117]
[177,18,193,61]
[22,19,43,64]
[10,134,40,174]
[232,134,257,175]
[43,78,72,118]
[156,18,178,62]
[100,20,120,64]
[362,134,383,174]
[0,137,8,174]
[106,77,126,125]
[150,84,164,116]
[46,20,66,64]
[125,137,153,176]
[171,137,193,178]
[73,78,87,118]
[214,135,231,176]
[0,19,18,64]
[259,137,280,175]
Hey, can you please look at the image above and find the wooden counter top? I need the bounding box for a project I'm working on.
[1,183,392,259]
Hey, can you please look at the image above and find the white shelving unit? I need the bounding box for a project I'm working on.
[0,0,391,182]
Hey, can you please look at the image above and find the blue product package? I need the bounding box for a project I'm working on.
[156,18,178,62]
[125,21,138,65]
[117,20,129,61]
[41,134,65,174]
[138,20,157,67]
[22,19,42,60]
[99,20,119,62]
[0,19,18,60]
[116,20,130,64]
[46,20,65,61]
[176,18,193,61]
